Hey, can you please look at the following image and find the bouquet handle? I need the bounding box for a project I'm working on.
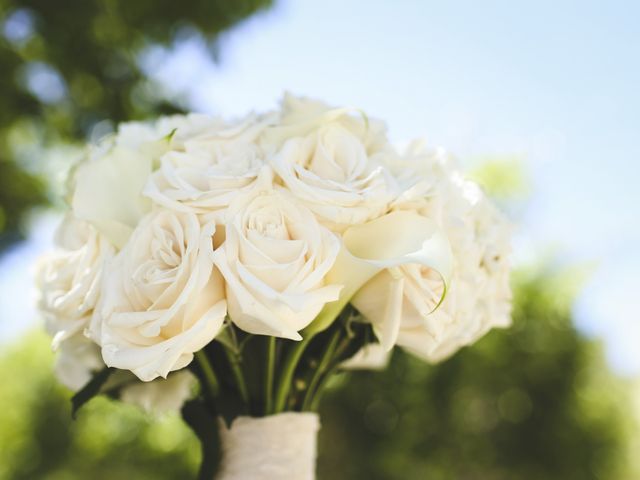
[217,412,320,480]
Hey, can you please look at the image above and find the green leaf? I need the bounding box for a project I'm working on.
[70,367,114,419]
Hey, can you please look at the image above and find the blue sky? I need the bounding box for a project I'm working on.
[2,0,638,373]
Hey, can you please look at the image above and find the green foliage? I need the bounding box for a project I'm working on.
[0,268,635,479]
[0,332,199,480]
[0,158,46,249]
[0,0,272,250]
[317,266,634,480]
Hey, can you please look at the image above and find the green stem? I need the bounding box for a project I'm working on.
[301,328,343,411]
[223,344,250,406]
[195,350,219,398]
[264,337,276,415]
[274,335,313,413]
[308,332,363,411]
[309,363,343,412]
[309,336,356,411]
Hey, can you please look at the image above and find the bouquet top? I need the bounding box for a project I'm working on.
[37,94,512,390]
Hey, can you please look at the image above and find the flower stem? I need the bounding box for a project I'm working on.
[264,337,276,415]
[307,337,351,412]
[309,363,342,412]
[273,335,313,413]
[223,344,250,406]
[301,328,342,411]
[195,350,219,398]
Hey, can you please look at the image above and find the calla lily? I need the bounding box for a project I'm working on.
[305,210,453,345]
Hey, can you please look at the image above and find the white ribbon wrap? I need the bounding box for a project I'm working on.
[217,412,320,480]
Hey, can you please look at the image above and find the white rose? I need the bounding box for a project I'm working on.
[384,141,452,221]
[396,194,512,362]
[351,263,446,350]
[144,113,274,217]
[53,332,197,415]
[53,333,105,391]
[341,343,391,370]
[71,114,217,248]
[72,139,154,248]
[269,95,395,230]
[353,144,512,361]
[120,370,197,414]
[399,156,511,362]
[270,94,389,154]
[93,209,227,381]
[117,113,222,150]
[36,215,114,348]
[212,169,342,340]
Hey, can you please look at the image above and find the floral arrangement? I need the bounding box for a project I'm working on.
[36,94,512,479]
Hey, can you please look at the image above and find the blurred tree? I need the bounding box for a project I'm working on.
[0,332,200,479]
[0,0,272,249]
[0,268,635,479]
[317,266,635,480]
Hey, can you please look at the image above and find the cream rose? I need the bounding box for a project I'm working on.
[352,144,512,361]
[54,332,197,414]
[351,263,446,350]
[269,96,394,230]
[71,133,156,248]
[92,209,227,381]
[144,113,275,217]
[71,114,218,248]
[120,370,197,414]
[396,194,512,362]
[341,343,391,370]
[117,113,222,151]
[53,333,105,391]
[36,215,114,348]
[212,170,342,340]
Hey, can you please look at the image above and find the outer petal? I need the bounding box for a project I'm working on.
[120,370,197,414]
[53,333,105,391]
[350,269,405,350]
[341,343,391,371]
[101,297,226,381]
[72,146,152,248]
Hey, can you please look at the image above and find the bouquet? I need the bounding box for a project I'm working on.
[36,94,512,479]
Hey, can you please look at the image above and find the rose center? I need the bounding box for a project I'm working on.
[245,200,290,241]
